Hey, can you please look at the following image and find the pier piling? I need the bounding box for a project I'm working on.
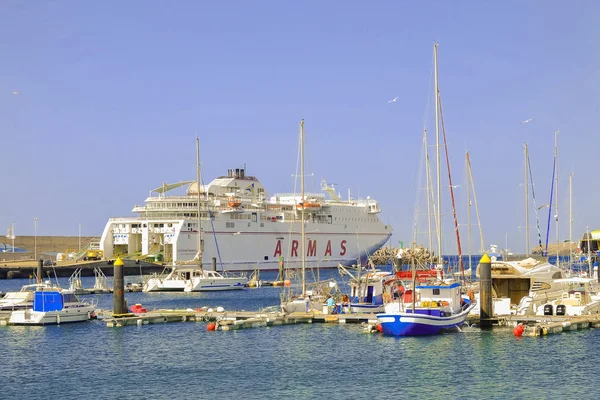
[479,253,493,328]
[212,257,217,271]
[113,257,127,315]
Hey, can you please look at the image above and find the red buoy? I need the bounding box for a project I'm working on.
[207,322,217,331]
[513,323,524,337]
[376,323,383,333]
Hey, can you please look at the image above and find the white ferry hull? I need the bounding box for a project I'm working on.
[100,168,392,272]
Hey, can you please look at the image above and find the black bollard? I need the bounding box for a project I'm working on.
[212,257,217,272]
[113,257,126,315]
[37,259,43,284]
[479,253,493,327]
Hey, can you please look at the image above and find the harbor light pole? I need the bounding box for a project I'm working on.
[34,217,38,261]
[78,223,81,252]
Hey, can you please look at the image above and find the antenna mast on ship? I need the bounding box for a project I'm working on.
[196,137,203,271]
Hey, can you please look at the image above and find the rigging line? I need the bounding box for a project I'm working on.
[527,150,543,250]
[544,155,557,257]
[438,96,465,284]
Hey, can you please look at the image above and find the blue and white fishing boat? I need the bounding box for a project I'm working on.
[376,281,475,336]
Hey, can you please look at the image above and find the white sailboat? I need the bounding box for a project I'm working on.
[143,138,247,292]
[281,120,335,314]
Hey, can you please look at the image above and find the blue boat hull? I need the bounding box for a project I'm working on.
[376,304,475,336]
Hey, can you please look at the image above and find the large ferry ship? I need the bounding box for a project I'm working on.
[100,168,392,272]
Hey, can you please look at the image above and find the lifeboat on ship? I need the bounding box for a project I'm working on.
[296,201,322,211]
[228,197,242,208]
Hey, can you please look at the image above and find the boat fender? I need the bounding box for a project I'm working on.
[468,288,475,302]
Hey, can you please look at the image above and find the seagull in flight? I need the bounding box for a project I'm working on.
[11,91,19,95]
[521,118,533,124]
[388,96,399,103]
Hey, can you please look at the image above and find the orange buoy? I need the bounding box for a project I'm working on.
[376,323,383,333]
[284,280,291,287]
[513,323,524,337]
[207,322,217,331]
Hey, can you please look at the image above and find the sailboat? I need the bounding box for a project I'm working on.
[281,120,335,314]
[376,44,476,336]
[143,138,247,292]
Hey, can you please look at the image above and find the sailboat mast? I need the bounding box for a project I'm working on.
[196,137,203,270]
[434,43,442,268]
[300,119,306,296]
[424,129,433,252]
[525,143,530,256]
[569,172,573,269]
[466,152,472,275]
[466,153,485,252]
[555,131,559,266]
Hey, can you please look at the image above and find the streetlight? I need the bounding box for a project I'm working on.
[34,217,38,261]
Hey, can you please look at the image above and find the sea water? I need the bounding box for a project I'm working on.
[1,270,598,399]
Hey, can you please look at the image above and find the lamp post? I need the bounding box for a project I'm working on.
[34,217,38,261]
[78,223,81,252]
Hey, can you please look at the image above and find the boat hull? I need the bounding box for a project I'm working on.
[9,305,95,325]
[184,277,246,292]
[377,304,475,336]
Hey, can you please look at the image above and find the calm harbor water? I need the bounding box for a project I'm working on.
[1,270,599,399]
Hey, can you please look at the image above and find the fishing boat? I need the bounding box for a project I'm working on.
[9,288,95,325]
[377,44,476,336]
[337,263,393,313]
[377,281,475,336]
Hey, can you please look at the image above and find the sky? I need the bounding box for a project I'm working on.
[1,1,599,254]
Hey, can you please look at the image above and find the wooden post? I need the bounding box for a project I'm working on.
[479,253,493,327]
[113,257,126,315]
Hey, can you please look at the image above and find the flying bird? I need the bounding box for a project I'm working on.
[11,91,19,95]
[521,118,533,124]
[388,96,399,103]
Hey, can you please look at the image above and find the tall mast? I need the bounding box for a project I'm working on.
[196,137,203,270]
[555,131,559,266]
[525,143,530,256]
[466,152,472,275]
[424,129,433,251]
[569,172,573,270]
[434,43,442,268]
[300,119,306,296]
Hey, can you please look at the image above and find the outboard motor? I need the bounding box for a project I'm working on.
[556,304,566,316]
[543,304,554,316]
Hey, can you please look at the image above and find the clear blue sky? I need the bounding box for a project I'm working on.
[1,1,598,254]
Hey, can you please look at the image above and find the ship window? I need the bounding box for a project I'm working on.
[260,223,264,227]
[143,224,147,227]
[433,289,440,295]
[264,256,268,260]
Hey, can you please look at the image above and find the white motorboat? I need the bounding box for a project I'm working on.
[338,264,393,313]
[9,289,95,325]
[142,265,195,292]
[534,277,600,317]
[0,282,56,311]
[184,270,247,291]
